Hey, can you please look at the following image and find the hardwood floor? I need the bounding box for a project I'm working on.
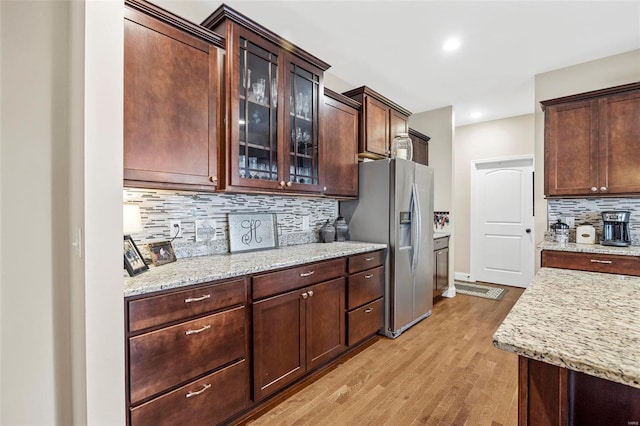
[244,284,525,426]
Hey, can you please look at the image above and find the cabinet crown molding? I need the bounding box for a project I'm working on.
[342,86,412,117]
[540,81,640,111]
[408,128,431,142]
[325,88,362,109]
[202,4,330,71]
[125,0,225,48]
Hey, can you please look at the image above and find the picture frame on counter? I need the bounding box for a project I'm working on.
[148,240,177,266]
[228,212,278,253]
[124,235,148,277]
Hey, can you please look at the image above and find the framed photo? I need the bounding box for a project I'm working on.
[148,241,177,266]
[228,213,278,253]
[124,235,148,277]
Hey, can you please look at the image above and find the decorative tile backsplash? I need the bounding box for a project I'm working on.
[124,188,338,259]
[547,198,640,245]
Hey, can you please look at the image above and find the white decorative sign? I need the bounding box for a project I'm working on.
[228,213,278,253]
[195,219,216,242]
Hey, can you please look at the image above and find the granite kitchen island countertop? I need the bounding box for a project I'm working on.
[124,241,387,297]
[538,240,640,256]
[493,267,640,389]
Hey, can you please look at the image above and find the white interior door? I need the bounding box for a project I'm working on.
[471,157,534,288]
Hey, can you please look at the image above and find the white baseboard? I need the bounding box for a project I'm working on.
[454,272,475,282]
[441,286,456,298]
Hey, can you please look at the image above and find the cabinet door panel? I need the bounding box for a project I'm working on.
[389,109,408,141]
[253,290,305,401]
[130,360,248,426]
[364,97,389,157]
[544,100,598,196]
[129,306,246,404]
[599,89,640,194]
[435,248,449,291]
[323,95,358,197]
[306,278,346,370]
[124,11,218,188]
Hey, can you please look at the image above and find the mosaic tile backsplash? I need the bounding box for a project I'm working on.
[124,188,339,260]
[547,198,640,245]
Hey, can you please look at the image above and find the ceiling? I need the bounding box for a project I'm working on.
[153,1,640,126]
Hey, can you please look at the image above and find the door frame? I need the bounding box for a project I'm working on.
[470,155,534,287]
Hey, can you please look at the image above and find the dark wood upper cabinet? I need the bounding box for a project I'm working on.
[203,5,330,195]
[322,89,360,198]
[409,128,430,166]
[342,86,411,160]
[541,82,640,197]
[123,0,224,192]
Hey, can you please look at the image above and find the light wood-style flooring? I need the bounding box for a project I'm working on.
[245,283,525,426]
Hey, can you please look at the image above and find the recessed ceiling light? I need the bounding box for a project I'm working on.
[470,111,482,119]
[442,38,461,52]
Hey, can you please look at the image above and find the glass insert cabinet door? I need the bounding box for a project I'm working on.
[287,60,320,189]
[237,36,280,187]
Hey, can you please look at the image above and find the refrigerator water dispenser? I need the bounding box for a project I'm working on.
[399,211,412,248]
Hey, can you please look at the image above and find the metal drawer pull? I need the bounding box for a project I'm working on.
[590,259,613,264]
[184,294,211,303]
[364,257,374,261]
[364,307,374,313]
[364,274,374,279]
[301,292,308,299]
[185,324,211,335]
[186,383,211,398]
[300,270,315,277]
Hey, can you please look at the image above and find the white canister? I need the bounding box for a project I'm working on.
[576,225,596,244]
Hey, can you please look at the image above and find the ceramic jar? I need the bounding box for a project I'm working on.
[334,216,349,242]
[320,220,335,243]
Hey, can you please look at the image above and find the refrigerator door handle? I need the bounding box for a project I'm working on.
[411,183,422,275]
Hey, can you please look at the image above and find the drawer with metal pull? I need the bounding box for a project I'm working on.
[130,359,248,426]
[347,297,384,346]
[348,250,384,274]
[252,257,346,300]
[347,266,384,310]
[128,306,246,404]
[127,278,246,333]
[541,250,640,276]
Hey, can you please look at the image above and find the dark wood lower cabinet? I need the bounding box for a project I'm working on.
[252,277,346,402]
[518,356,640,426]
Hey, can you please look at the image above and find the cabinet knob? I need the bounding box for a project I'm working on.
[308,290,314,297]
[323,186,327,191]
[286,181,292,187]
[301,292,308,299]
[600,186,607,192]
[209,176,217,183]
[279,181,286,188]
[590,186,598,192]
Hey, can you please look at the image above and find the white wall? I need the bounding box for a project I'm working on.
[454,114,534,276]
[534,49,640,270]
[0,0,124,424]
[409,106,455,288]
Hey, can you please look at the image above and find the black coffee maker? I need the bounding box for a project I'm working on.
[601,211,631,246]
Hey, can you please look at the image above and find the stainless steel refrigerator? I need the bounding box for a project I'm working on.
[340,158,434,338]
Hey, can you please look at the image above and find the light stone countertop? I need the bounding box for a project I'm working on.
[493,267,640,389]
[538,241,640,256]
[124,241,387,297]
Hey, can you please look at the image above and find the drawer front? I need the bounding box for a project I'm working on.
[128,278,246,333]
[130,359,248,426]
[541,250,640,276]
[347,266,384,310]
[434,236,449,251]
[347,297,384,346]
[252,257,346,300]
[348,250,384,274]
[129,306,246,404]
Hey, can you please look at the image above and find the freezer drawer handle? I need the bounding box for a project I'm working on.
[364,307,374,313]
[186,383,211,398]
[185,325,211,335]
[364,274,374,279]
[364,257,374,261]
[184,294,211,303]
[590,259,613,264]
[300,270,315,277]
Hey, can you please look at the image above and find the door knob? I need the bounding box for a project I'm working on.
[525,228,531,233]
